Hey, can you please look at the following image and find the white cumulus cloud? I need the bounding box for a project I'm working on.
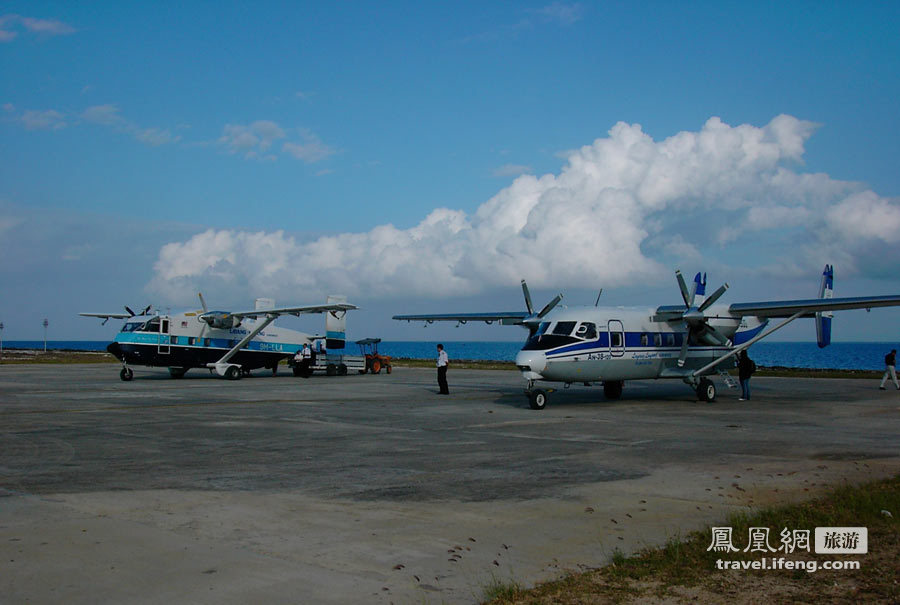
[148,115,900,304]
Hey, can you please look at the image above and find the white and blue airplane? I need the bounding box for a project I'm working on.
[394,266,900,409]
[81,294,357,381]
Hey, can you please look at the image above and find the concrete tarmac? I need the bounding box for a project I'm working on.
[1,363,898,603]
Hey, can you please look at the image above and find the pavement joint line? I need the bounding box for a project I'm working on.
[0,399,319,415]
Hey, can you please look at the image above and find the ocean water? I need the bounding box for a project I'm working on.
[3,340,895,371]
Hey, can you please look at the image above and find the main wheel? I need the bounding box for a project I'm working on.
[120,367,134,382]
[338,364,347,376]
[697,378,716,402]
[529,388,548,410]
[225,365,241,380]
[603,380,623,400]
[168,367,187,379]
[326,363,337,376]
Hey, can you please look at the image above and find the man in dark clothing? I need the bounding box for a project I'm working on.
[737,350,755,401]
[880,349,899,390]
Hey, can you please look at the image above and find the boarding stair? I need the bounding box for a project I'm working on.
[718,368,739,389]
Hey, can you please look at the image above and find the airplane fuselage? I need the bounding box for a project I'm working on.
[107,310,314,373]
[514,305,766,384]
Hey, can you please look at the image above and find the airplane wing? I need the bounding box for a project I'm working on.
[79,312,133,320]
[392,311,530,325]
[230,302,358,320]
[728,295,900,318]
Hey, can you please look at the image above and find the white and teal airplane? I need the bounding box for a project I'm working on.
[81,294,356,381]
[394,266,900,409]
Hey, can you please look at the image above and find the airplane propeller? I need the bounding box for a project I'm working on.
[673,270,731,367]
[124,304,152,317]
[520,280,563,333]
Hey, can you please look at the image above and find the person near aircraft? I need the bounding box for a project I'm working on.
[879,348,899,390]
[737,349,755,401]
[436,343,449,394]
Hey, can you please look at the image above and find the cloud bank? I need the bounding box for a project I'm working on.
[149,115,900,304]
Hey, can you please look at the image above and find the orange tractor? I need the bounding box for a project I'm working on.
[356,338,392,374]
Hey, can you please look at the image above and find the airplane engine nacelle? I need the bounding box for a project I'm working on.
[201,312,242,330]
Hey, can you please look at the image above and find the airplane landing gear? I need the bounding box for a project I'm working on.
[529,388,548,410]
[696,377,716,402]
[525,380,552,410]
[119,367,133,381]
[603,380,624,400]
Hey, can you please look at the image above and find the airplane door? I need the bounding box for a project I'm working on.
[158,317,171,355]
[608,320,625,357]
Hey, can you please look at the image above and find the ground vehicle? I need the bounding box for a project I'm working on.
[356,338,392,374]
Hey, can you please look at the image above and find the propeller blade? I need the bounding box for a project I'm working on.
[677,330,690,367]
[675,270,692,307]
[141,304,152,316]
[537,293,563,318]
[697,283,730,313]
[702,323,732,347]
[521,280,534,315]
[198,292,208,313]
[125,306,136,317]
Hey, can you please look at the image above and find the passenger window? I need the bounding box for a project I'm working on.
[640,333,649,346]
[611,332,622,347]
[653,333,662,347]
[203,338,211,347]
[552,321,577,336]
[575,322,597,340]
[188,337,196,346]
[666,333,674,347]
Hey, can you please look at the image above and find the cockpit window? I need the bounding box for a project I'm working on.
[552,321,577,336]
[535,322,550,337]
[122,322,143,332]
[574,322,597,340]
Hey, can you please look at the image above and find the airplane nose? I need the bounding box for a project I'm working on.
[106,342,122,358]
[515,350,546,374]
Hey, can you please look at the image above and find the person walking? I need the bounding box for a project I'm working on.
[436,343,449,394]
[880,348,899,390]
[737,349,755,401]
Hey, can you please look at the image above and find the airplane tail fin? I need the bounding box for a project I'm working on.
[325,295,348,350]
[691,272,707,307]
[816,264,834,348]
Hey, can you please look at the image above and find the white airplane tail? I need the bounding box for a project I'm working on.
[325,294,348,350]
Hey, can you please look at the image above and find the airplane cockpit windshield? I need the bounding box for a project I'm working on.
[121,318,159,333]
[522,320,598,350]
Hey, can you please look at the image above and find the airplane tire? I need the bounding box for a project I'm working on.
[168,367,187,379]
[338,364,347,376]
[529,389,548,410]
[603,380,623,400]
[326,363,337,376]
[120,368,134,382]
[697,378,716,402]
[225,366,241,380]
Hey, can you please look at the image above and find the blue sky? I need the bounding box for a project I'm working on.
[2,2,900,343]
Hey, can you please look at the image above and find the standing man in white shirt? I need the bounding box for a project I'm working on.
[436,343,449,395]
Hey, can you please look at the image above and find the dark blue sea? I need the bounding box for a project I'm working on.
[3,340,895,371]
